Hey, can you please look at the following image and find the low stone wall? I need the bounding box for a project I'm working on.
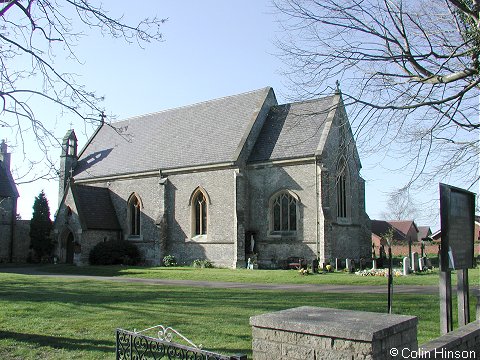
[251,306,480,360]
[250,306,417,360]
[418,320,479,359]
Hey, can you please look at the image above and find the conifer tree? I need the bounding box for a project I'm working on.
[29,190,53,261]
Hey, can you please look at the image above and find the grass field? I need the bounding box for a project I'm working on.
[35,263,480,286]
[0,266,478,359]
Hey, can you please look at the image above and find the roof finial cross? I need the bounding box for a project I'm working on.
[335,80,341,95]
[100,111,106,124]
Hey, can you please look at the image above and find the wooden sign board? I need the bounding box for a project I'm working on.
[439,184,475,271]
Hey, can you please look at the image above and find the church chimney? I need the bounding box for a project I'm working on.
[0,139,11,170]
[59,129,78,205]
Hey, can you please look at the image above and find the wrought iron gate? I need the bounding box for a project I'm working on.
[116,325,247,360]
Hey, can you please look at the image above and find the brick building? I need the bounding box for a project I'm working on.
[53,87,371,267]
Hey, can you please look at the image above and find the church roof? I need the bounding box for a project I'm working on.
[0,162,19,198]
[248,95,336,162]
[72,185,121,230]
[74,87,274,179]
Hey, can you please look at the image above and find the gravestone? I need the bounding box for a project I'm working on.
[345,258,352,272]
[403,257,410,276]
[372,259,377,270]
[412,252,419,272]
[418,257,425,271]
[335,258,341,271]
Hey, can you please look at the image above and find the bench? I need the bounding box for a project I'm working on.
[287,257,307,270]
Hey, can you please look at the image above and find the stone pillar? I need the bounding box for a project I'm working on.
[250,306,417,360]
[155,176,169,265]
[233,170,246,268]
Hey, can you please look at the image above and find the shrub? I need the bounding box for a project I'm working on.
[89,240,141,265]
[192,259,213,268]
[163,254,177,267]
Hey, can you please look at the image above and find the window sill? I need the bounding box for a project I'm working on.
[336,218,352,225]
[126,235,144,241]
[188,235,208,242]
[268,231,298,239]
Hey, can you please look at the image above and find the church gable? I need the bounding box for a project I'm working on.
[248,95,337,163]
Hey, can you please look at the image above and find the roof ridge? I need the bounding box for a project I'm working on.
[278,94,336,107]
[110,86,272,125]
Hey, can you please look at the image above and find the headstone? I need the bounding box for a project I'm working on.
[360,258,366,270]
[345,258,352,272]
[335,258,341,271]
[418,257,425,271]
[412,252,419,272]
[403,256,410,276]
[350,260,355,273]
[372,259,377,270]
[312,259,319,273]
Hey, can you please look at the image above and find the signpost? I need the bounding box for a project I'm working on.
[439,184,476,334]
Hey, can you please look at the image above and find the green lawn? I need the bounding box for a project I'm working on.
[34,263,480,287]
[0,270,477,360]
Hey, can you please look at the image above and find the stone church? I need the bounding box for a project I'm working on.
[0,140,19,262]
[53,87,371,268]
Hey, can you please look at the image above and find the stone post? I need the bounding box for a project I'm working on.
[250,306,417,360]
[403,257,410,276]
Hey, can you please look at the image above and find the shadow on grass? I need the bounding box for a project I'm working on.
[0,330,114,354]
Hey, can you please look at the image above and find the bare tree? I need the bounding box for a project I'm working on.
[380,188,418,220]
[274,0,479,193]
[0,0,165,181]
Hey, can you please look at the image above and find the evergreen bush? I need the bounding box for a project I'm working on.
[89,239,141,265]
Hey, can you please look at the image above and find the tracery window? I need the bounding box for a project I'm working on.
[190,188,209,237]
[336,157,349,219]
[128,193,141,236]
[270,191,298,234]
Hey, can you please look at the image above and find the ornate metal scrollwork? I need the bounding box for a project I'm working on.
[134,324,201,349]
[116,327,246,360]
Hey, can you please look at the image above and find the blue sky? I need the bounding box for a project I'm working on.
[6,0,452,229]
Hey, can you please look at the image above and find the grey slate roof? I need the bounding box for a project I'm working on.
[0,162,19,198]
[72,185,121,230]
[75,87,273,179]
[248,95,336,162]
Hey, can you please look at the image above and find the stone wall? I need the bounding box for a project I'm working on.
[419,320,479,359]
[165,168,238,267]
[251,306,480,360]
[247,162,318,268]
[11,220,30,262]
[0,196,16,262]
[250,306,417,360]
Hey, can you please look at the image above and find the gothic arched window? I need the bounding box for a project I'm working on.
[269,190,299,234]
[336,157,349,219]
[190,187,209,237]
[128,193,142,236]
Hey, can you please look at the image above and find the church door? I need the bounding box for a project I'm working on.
[66,232,74,264]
